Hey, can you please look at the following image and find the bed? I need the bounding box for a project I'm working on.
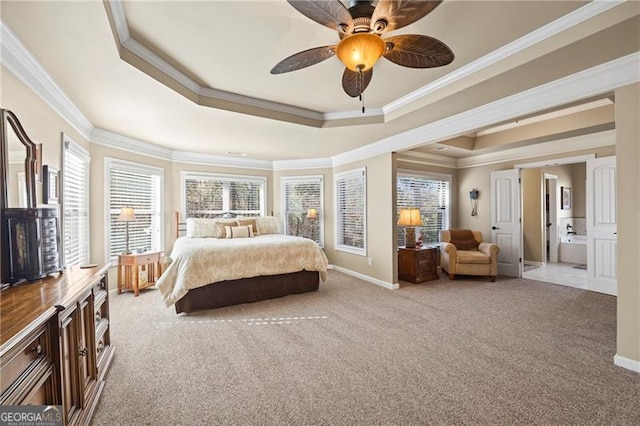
[157,213,328,313]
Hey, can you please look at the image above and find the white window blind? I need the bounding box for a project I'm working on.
[282,176,323,245]
[397,172,451,246]
[335,168,366,255]
[62,136,90,266]
[107,159,163,260]
[183,172,266,218]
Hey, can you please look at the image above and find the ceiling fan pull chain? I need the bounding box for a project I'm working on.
[358,67,365,114]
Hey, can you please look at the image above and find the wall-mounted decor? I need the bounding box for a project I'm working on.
[43,165,60,204]
[561,186,572,210]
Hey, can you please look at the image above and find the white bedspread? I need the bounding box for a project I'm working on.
[157,235,329,306]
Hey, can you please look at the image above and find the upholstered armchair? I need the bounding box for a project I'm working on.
[439,230,499,282]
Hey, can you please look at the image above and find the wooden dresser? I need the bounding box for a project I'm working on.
[398,246,439,283]
[0,265,115,425]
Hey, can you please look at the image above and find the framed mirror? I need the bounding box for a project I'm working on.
[0,109,42,210]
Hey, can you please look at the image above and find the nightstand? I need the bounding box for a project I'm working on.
[398,246,439,283]
[117,251,163,296]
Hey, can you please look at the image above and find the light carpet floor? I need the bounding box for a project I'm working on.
[92,271,640,425]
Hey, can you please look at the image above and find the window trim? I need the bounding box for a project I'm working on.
[61,133,91,267]
[281,175,324,248]
[180,171,267,218]
[105,157,164,264]
[334,167,367,256]
[397,169,451,246]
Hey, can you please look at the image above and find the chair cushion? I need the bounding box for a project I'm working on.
[456,250,491,264]
[449,229,480,250]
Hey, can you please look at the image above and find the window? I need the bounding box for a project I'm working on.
[335,168,366,255]
[106,159,163,261]
[282,176,323,246]
[182,172,266,218]
[396,172,451,246]
[62,135,90,266]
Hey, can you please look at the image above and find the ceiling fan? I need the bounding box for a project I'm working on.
[271,0,454,108]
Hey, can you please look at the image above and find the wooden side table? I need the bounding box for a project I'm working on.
[398,246,439,283]
[117,251,163,296]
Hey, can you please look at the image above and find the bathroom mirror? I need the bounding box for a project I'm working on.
[0,109,42,210]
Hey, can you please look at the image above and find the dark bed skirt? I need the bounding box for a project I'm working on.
[174,270,320,314]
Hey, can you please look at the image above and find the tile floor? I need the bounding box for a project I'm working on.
[523,262,587,289]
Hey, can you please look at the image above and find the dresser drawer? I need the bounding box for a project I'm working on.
[0,325,51,397]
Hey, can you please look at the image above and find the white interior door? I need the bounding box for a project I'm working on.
[491,169,521,277]
[586,156,617,295]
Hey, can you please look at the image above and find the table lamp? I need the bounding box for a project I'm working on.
[397,208,422,248]
[117,207,136,254]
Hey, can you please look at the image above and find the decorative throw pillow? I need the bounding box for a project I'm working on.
[237,219,259,235]
[255,216,281,235]
[449,229,480,251]
[214,219,240,238]
[224,225,254,239]
[186,218,217,238]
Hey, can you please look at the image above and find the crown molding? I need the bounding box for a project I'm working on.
[515,154,597,170]
[171,151,273,170]
[332,52,640,168]
[0,19,94,140]
[384,0,624,115]
[106,0,325,126]
[91,128,173,161]
[104,0,623,127]
[395,151,458,169]
[456,130,615,169]
[273,158,333,171]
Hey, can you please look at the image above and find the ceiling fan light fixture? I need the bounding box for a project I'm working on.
[336,33,385,72]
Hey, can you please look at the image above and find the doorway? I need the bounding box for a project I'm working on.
[518,155,592,289]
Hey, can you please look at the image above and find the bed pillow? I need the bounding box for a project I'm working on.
[186,218,217,238]
[236,218,259,235]
[214,219,241,238]
[224,225,254,239]
[255,216,281,235]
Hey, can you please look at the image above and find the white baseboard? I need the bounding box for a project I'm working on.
[614,354,640,373]
[328,265,399,290]
[524,260,545,267]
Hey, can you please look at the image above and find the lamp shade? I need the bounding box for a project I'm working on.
[117,207,136,222]
[397,208,422,227]
[336,33,386,72]
[306,208,318,219]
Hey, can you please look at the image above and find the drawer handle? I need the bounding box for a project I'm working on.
[79,347,88,357]
[96,311,102,322]
[97,341,104,354]
[31,344,42,355]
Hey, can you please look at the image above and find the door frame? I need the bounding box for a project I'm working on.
[544,174,558,263]
[515,154,595,272]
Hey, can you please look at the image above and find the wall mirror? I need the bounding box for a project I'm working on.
[0,109,42,210]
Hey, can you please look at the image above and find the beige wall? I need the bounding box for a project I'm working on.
[615,82,640,366]
[543,164,578,220]
[328,153,396,285]
[1,67,91,207]
[457,145,616,241]
[522,168,543,263]
[571,163,586,218]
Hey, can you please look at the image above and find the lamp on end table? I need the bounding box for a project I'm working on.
[117,207,136,254]
[398,208,422,248]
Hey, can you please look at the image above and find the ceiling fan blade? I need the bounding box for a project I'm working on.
[342,67,373,98]
[271,46,336,74]
[288,0,353,34]
[371,0,442,33]
[383,34,454,68]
